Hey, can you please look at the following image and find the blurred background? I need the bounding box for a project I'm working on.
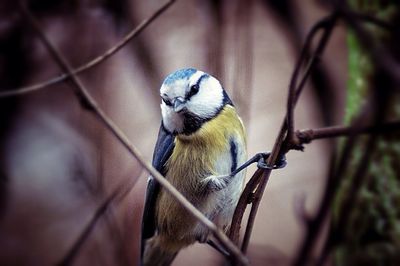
[1,0,398,265]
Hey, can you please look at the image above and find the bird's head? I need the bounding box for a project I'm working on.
[160,68,230,135]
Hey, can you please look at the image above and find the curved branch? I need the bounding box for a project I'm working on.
[229,13,339,258]
[286,14,338,146]
[0,0,175,98]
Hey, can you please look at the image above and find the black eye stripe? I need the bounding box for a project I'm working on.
[187,74,208,99]
[162,98,172,106]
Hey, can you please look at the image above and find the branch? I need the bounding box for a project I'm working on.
[228,13,338,258]
[295,120,400,144]
[293,120,360,266]
[0,0,175,98]
[352,11,395,30]
[19,3,248,265]
[239,122,287,253]
[228,168,263,244]
[294,44,395,265]
[286,13,338,146]
[335,1,400,86]
[317,133,377,266]
[57,176,138,266]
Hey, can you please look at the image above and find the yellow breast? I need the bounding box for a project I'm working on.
[156,105,245,236]
[168,105,245,189]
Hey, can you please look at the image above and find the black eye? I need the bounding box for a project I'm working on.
[188,84,199,97]
[162,98,172,106]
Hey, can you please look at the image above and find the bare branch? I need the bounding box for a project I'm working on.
[228,13,339,258]
[19,3,248,265]
[228,168,263,244]
[296,120,400,144]
[230,8,393,259]
[239,122,287,253]
[286,14,338,146]
[293,126,359,266]
[0,0,175,98]
[57,176,138,266]
[294,41,395,265]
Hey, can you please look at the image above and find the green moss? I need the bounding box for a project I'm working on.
[334,1,400,265]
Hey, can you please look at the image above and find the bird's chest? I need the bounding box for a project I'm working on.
[155,133,231,237]
[165,137,229,195]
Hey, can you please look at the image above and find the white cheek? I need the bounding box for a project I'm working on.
[187,77,223,118]
[161,103,183,133]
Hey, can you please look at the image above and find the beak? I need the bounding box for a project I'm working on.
[173,97,186,113]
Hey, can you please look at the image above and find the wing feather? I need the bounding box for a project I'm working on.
[141,123,175,248]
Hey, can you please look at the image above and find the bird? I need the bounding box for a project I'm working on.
[141,68,248,266]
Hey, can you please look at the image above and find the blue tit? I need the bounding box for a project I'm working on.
[141,68,247,266]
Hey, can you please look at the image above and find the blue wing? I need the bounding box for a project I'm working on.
[141,123,175,249]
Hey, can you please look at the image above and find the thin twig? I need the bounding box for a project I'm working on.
[229,14,323,249]
[19,3,248,265]
[293,6,399,262]
[296,120,400,143]
[0,0,175,98]
[228,168,263,244]
[229,14,339,258]
[229,13,335,248]
[287,14,338,147]
[239,121,287,254]
[57,177,137,266]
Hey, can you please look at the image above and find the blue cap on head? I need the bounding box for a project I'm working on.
[163,68,197,85]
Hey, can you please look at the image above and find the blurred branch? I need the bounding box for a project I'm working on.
[293,192,309,224]
[232,0,254,125]
[57,176,138,266]
[335,1,400,85]
[292,94,380,265]
[13,1,400,265]
[203,0,224,79]
[232,118,400,259]
[127,2,164,101]
[294,74,393,265]
[317,130,377,266]
[0,0,175,98]
[351,11,395,30]
[19,3,248,265]
[293,113,370,266]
